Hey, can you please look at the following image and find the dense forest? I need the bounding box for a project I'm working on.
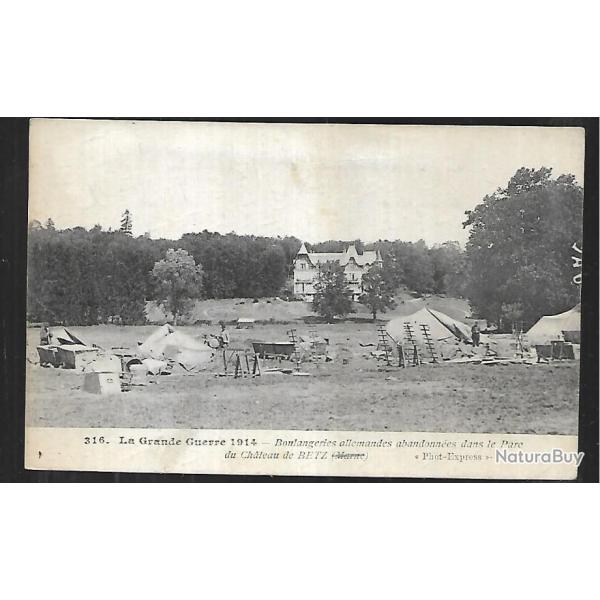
[27,223,302,325]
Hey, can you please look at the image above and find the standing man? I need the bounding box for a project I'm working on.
[40,324,52,346]
[218,322,230,348]
[471,322,481,348]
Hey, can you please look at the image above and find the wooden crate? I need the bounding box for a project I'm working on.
[251,342,295,359]
[37,345,58,367]
[56,345,100,370]
[83,371,121,395]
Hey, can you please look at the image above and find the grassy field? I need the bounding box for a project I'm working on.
[145,292,474,324]
[26,322,579,434]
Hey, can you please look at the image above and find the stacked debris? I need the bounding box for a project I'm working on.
[373,308,554,368]
[34,324,220,395]
[297,332,331,362]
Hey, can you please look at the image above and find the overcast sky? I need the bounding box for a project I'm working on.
[29,120,585,245]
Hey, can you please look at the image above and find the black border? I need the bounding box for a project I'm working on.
[1,117,597,483]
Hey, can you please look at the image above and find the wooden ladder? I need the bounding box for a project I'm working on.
[287,329,302,371]
[397,343,407,368]
[376,324,393,366]
[403,323,422,366]
[419,324,439,363]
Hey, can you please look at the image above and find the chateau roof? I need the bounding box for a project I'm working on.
[297,242,309,255]
[296,243,381,267]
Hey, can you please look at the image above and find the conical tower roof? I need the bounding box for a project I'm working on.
[346,244,358,258]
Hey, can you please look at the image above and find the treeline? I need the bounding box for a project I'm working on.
[27,223,466,325]
[374,240,466,297]
[27,225,169,325]
[179,231,299,298]
[27,225,301,325]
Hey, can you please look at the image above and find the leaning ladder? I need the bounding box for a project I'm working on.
[403,323,422,366]
[376,324,393,366]
[419,324,439,363]
[287,329,302,371]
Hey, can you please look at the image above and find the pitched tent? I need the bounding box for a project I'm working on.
[526,304,581,345]
[138,324,176,356]
[386,308,472,344]
[427,308,473,342]
[138,325,214,371]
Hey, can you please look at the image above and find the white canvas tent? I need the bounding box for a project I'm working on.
[526,304,581,345]
[386,308,472,343]
[138,325,214,371]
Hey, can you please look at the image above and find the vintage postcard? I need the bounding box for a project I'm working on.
[25,119,585,478]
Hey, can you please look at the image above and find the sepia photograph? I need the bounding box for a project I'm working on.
[23,119,587,477]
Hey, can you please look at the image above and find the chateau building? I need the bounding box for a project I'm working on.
[293,242,382,301]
